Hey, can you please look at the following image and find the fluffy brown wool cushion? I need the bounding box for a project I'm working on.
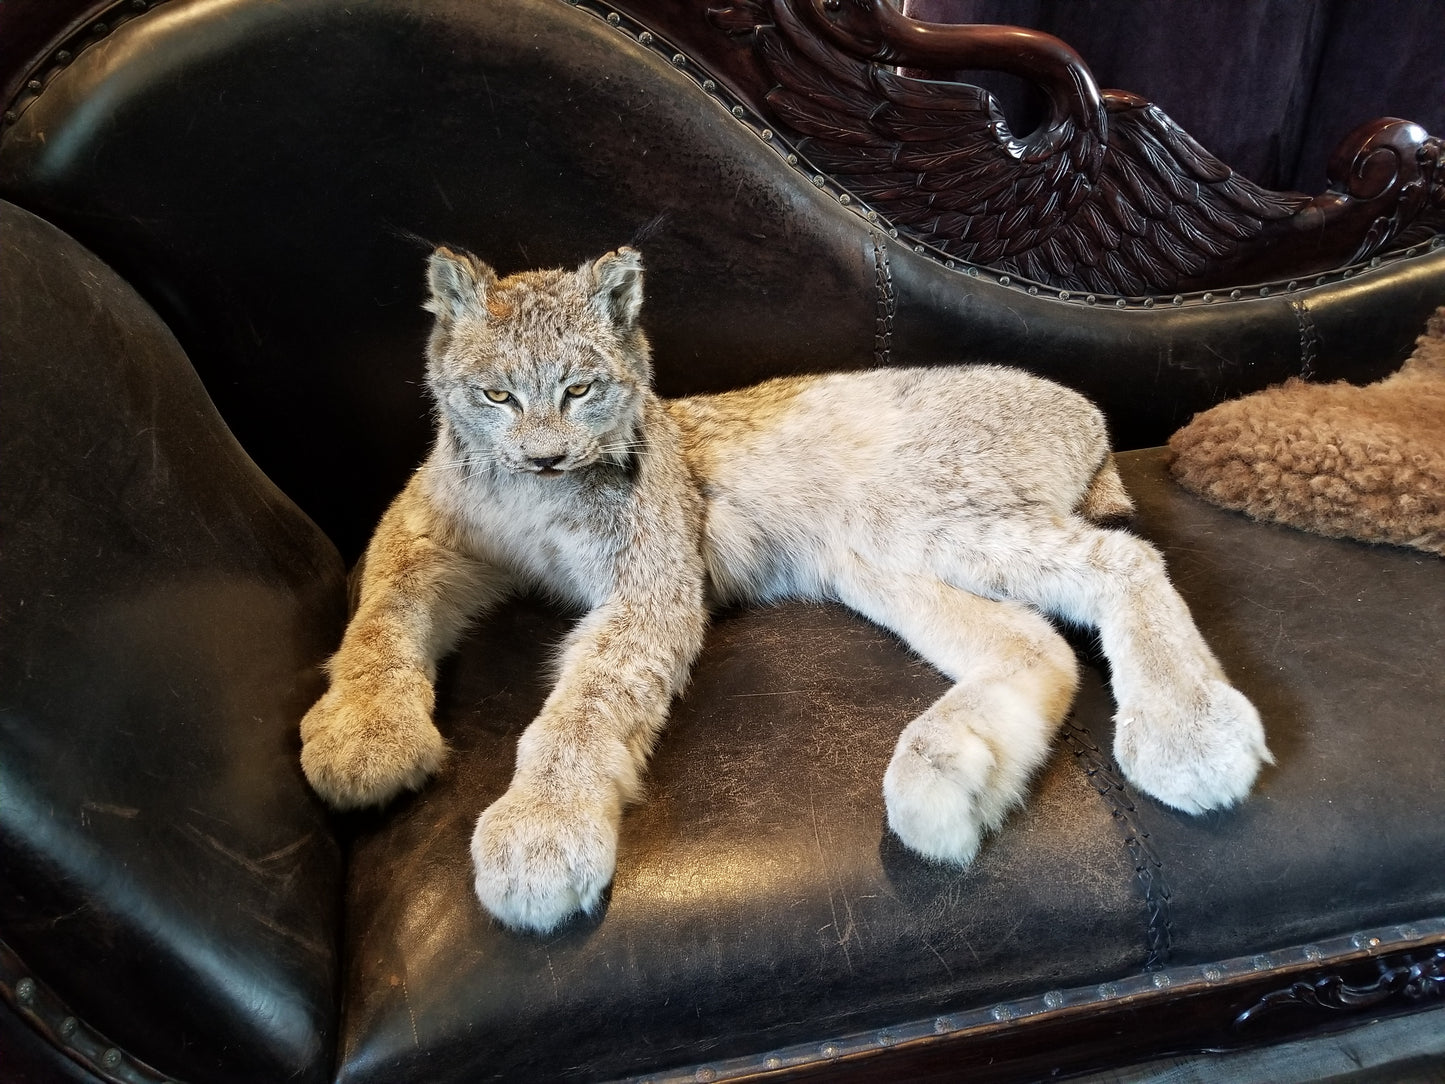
[1167,307,1445,555]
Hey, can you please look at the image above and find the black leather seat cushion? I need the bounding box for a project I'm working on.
[336,449,1445,1083]
[0,201,348,1084]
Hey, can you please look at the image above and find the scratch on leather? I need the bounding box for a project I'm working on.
[182,823,313,882]
[811,787,857,972]
[390,972,421,1048]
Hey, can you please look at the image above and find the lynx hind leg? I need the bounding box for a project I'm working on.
[1113,678,1272,815]
[951,519,1271,814]
[836,570,1079,865]
[1069,528,1271,814]
[1076,453,1135,524]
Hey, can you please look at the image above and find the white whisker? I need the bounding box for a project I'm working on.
[418,453,504,471]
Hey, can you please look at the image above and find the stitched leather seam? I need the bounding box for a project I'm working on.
[1061,716,1173,970]
[872,230,895,366]
[1290,297,1320,380]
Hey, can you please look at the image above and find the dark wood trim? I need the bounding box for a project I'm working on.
[610,0,1445,295]
[638,921,1445,1082]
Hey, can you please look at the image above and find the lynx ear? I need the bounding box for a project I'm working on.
[587,247,644,329]
[425,246,497,322]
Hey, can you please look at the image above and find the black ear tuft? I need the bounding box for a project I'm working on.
[425,246,497,322]
[587,247,645,328]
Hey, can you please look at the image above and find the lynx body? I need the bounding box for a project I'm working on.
[300,247,1271,932]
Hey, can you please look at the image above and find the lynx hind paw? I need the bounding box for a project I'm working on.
[1114,680,1273,815]
[883,713,1023,867]
[299,679,445,810]
[471,787,618,934]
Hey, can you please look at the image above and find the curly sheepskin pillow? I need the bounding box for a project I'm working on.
[1167,306,1445,555]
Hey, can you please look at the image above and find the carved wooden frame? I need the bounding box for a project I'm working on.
[610,0,1445,296]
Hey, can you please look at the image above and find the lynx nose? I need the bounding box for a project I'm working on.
[529,455,565,471]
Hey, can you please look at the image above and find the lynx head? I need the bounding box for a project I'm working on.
[423,245,651,476]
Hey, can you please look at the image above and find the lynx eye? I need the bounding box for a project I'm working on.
[564,382,593,399]
[481,389,513,404]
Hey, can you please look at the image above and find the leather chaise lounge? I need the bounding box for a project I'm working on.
[1,1,1442,1081]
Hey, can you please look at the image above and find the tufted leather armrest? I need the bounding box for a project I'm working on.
[0,202,348,1084]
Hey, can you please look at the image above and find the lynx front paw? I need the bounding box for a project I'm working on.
[299,671,445,810]
[471,786,619,934]
[1114,679,1272,815]
[883,712,1019,867]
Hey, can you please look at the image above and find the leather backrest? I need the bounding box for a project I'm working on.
[2,0,1441,557]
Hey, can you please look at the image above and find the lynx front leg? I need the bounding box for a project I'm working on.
[964,522,1272,814]
[300,491,508,809]
[835,569,1080,865]
[471,577,708,933]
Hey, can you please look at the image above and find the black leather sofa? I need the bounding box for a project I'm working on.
[1,2,1442,1081]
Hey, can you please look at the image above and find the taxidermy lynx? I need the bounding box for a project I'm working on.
[300,245,1272,933]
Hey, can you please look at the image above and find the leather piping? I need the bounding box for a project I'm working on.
[1,938,179,1084]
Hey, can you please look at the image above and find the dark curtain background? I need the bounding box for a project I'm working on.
[902,0,1445,195]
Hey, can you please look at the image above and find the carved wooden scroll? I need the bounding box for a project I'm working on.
[701,0,1445,295]
[1234,946,1445,1030]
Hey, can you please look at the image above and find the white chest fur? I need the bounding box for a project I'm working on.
[426,458,636,609]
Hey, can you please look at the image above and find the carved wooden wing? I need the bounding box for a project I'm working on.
[713,0,1445,295]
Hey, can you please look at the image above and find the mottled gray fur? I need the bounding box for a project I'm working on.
[299,246,1270,932]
